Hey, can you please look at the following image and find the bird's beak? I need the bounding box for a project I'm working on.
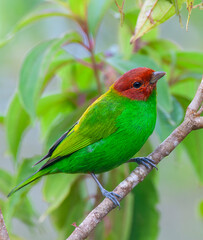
[150,71,166,84]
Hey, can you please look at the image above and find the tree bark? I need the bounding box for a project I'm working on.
[0,209,10,240]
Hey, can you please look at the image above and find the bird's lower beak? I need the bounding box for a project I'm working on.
[150,71,166,84]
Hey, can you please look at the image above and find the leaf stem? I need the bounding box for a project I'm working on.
[89,47,102,95]
[85,20,102,94]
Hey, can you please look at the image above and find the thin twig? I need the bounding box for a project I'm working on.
[89,47,102,95]
[67,77,203,240]
[115,0,126,25]
[86,27,102,94]
[82,8,102,95]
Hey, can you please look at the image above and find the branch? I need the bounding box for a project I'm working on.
[67,77,203,240]
[0,209,10,240]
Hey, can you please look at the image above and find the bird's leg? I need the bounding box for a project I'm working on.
[128,157,158,170]
[90,173,121,208]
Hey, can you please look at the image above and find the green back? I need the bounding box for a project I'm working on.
[45,88,157,174]
[8,88,157,196]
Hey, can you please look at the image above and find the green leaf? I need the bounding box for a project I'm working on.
[174,52,203,74]
[68,0,89,18]
[49,179,86,239]
[129,173,159,240]
[105,54,140,73]
[172,94,191,111]
[87,0,113,36]
[130,0,184,43]
[45,104,89,150]
[139,39,179,64]
[5,94,30,160]
[44,88,97,151]
[183,129,203,183]
[5,158,38,229]
[0,169,12,195]
[155,96,184,140]
[19,39,56,118]
[9,234,25,240]
[43,49,74,90]
[161,52,203,85]
[60,62,95,91]
[199,201,203,218]
[37,93,76,137]
[63,43,91,59]
[170,95,203,182]
[0,115,4,124]
[13,196,37,226]
[5,194,36,230]
[19,34,79,119]
[170,78,201,100]
[157,78,173,113]
[15,157,39,183]
[119,24,134,59]
[42,174,79,217]
[123,10,140,32]
[13,9,71,32]
[0,4,74,47]
[105,54,156,73]
[193,1,203,9]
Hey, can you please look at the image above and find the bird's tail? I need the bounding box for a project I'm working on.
[8,168,50,197]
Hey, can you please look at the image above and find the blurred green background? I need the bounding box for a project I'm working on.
[0,0,203,240]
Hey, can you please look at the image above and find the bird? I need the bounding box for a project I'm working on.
[8,67,165,207]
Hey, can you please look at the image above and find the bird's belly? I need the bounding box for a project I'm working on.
[51,92,156,174]
[53,125,152,174]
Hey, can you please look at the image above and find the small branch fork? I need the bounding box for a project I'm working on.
[67,76,203,240]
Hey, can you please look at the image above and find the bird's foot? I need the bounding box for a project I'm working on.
[90,173,121,208]
[129,157,158,170]
[101,189,121,208]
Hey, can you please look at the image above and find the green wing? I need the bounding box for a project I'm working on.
[37,91,123,169]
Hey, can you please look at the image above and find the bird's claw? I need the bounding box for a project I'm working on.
[130,157,158,170]
[101,189,121,208]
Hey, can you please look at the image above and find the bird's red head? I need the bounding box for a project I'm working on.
[113,67,165,101]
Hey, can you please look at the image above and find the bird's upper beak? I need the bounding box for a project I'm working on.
[150,71,166,84]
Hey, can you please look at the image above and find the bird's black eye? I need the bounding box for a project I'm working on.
[133,82,142,88]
